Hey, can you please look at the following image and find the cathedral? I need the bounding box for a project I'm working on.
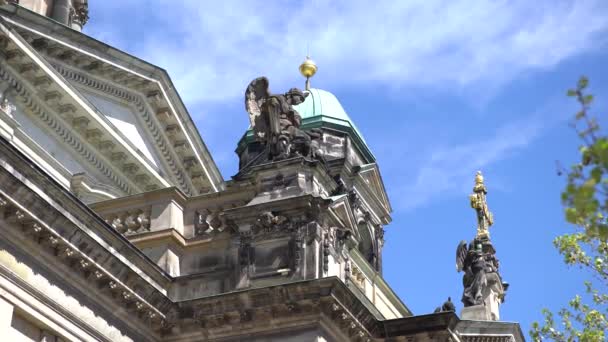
[0,1,524,341]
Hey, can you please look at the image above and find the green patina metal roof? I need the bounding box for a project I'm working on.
[238,88,374,162]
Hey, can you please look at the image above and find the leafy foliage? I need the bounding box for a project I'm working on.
[531,77,608,342]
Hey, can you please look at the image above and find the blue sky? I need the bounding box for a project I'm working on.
[87,0,608,335]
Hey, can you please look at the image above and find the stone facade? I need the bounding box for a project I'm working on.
[0,1,524,341]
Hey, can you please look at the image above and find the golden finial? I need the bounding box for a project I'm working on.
[299,55,317,91]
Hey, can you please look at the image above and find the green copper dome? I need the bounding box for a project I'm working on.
[294,88,374,162]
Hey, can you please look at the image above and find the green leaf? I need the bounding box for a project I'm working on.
[566,207,579,224]
[533,77,608,342]
[578,76,589,90]
[576,110,586,119]
[591,167,602,184]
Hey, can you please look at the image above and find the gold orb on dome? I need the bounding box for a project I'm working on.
[299,56,317,78]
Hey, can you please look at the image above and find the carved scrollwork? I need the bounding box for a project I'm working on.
[160,307,179,334]
[250,211,297,240]
[71,1,90,27]
[109,216,126,234]
[239,230,254,270]
[323,233,330,273]
[194,210,210,235]
[344,254,352,285]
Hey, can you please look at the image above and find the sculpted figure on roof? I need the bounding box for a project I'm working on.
[245,77,320,161]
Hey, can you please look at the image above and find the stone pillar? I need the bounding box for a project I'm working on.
[40,330,55,342]
[150,200,184,235]
[461,277,504,321]
[70,0,89,32]
[51,0,71,26]
[0,295,14,337]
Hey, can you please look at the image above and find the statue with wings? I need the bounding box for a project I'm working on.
[456,240,489,307]
[456,239,503,307]
[245,77,318,161]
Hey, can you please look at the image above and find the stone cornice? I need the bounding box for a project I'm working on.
[0,184,169,329]
[172,277,377,341]
[350,249,412,317]
[223,194,331,225]
[0,135,173,317]
[127,228,230,252]
[90,186,188,212]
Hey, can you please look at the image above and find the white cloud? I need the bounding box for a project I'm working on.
[394,97,574,210]
[87,0,608,105]
[398,120,541,209]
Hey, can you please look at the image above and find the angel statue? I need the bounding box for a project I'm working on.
[456,240,489,307]
[245,77,320,161]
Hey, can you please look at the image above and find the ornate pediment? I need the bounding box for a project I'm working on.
[328,194,361,243]
[0,16,224,197]
[355,163,391,221]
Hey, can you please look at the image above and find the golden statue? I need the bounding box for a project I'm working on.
[469,171,494,239]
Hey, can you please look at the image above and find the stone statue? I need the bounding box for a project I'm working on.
[456,240,490,306]
[245,77,319,161]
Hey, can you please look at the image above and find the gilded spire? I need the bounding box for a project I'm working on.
[469,171,494,240]
[299,56,317,91]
